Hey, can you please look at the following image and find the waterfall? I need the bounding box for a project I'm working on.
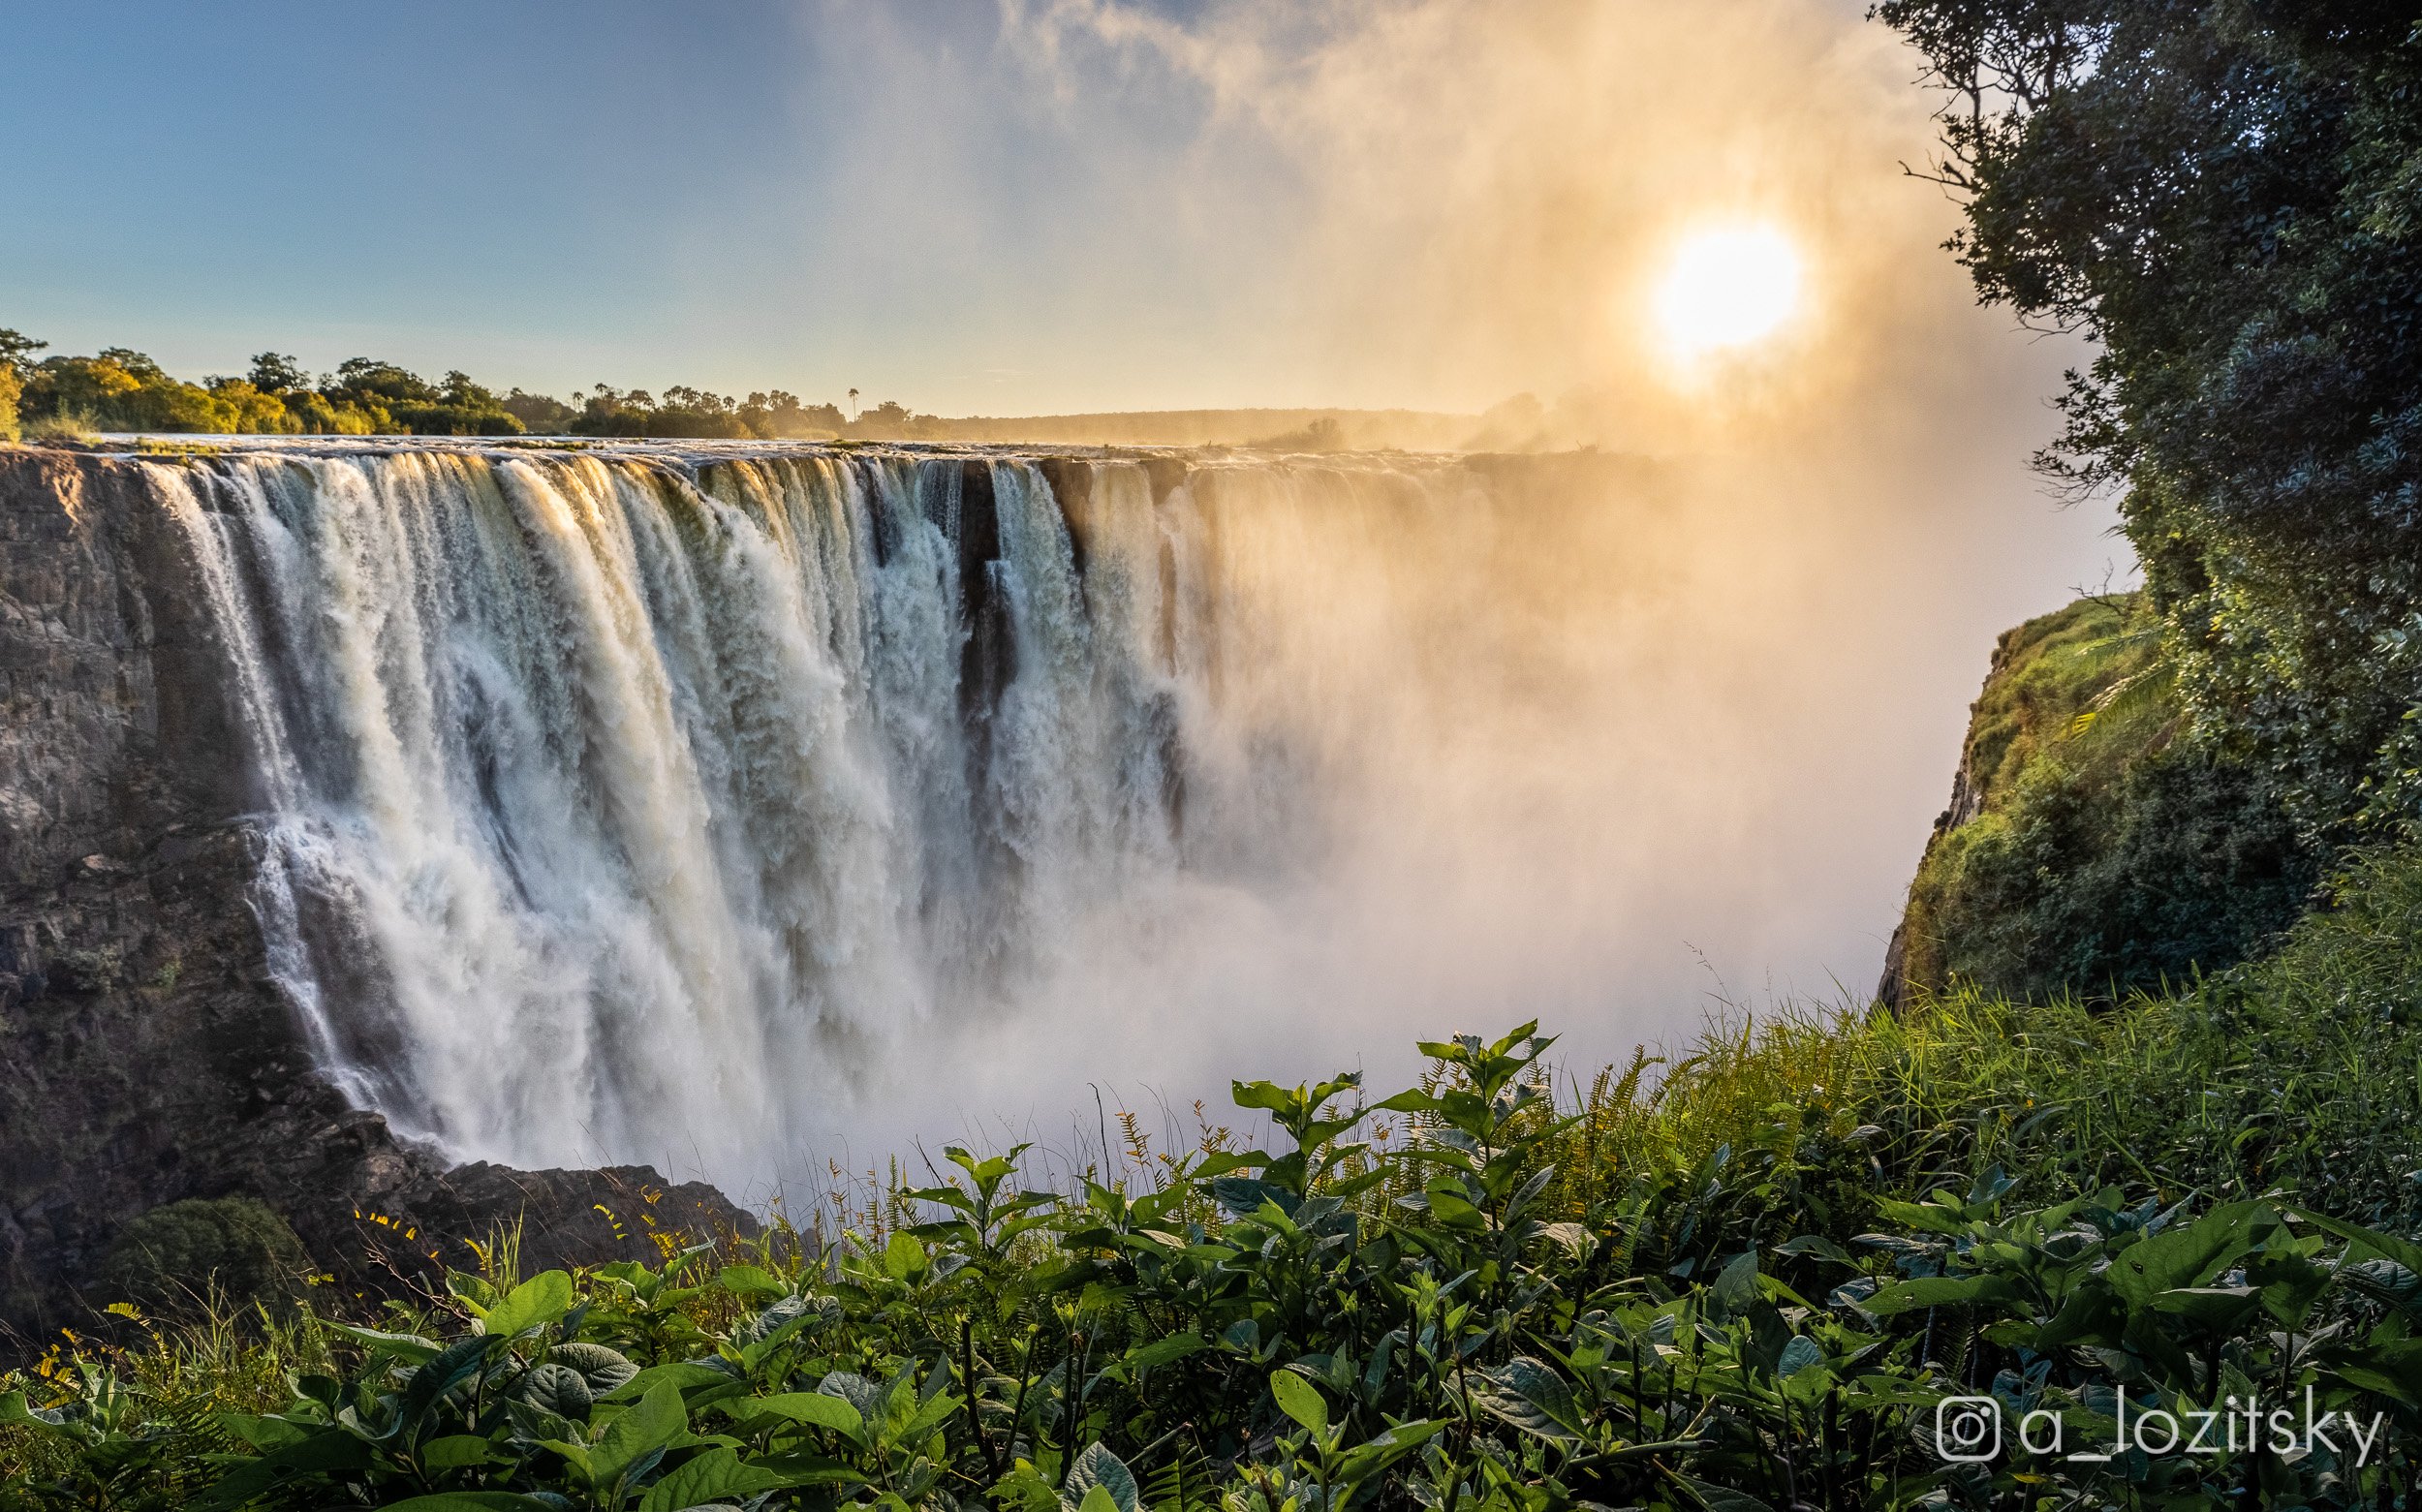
[149,443,1559,1186]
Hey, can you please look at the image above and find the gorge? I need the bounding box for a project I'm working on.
[0,435,2074,1327]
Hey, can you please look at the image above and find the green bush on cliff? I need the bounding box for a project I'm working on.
[1890,595,2319,1002]
[1877,1,2422,839]
[95,1198,310,1320]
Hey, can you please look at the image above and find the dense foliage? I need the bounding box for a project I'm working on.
[567,387,848,441]
[8,838,2422,1511]
[0,329,907,441]
[1874,0,2422,837]
[1892,596,2319,1001]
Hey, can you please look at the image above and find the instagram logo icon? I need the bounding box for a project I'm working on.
[1936,1397,2002,1463]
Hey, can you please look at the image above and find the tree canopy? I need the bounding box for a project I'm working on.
[1878,0,2422,831]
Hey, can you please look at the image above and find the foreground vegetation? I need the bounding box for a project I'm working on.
[8,842,2421,1511]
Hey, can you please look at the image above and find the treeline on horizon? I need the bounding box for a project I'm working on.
[0,328,938,443]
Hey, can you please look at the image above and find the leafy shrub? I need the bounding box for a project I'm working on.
[2,1006,2414,1511]
[95,1198,311,1320]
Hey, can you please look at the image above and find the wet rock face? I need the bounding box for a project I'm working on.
[0,450,755,1337]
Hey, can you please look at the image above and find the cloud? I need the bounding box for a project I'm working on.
[989,0,1997,436]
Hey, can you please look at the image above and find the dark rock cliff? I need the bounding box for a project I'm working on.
[0,449,753,1339]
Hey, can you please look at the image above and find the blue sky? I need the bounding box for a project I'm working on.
[5,0,2035,422]
[4,2,1306,413]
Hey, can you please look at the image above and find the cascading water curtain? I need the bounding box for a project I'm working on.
[154,446,1495,1185]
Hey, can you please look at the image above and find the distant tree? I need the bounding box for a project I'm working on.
[247,352,309,393]
[325,359,520,435]
[739,389,844,439]
[500,387,578,433]
[94,347,166,382]
[99,1196,310,1318]
[0,334,864,447]
[0,327,47,377]
[328,358,438,408]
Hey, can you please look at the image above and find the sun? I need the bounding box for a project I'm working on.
[1651,223,1806,362]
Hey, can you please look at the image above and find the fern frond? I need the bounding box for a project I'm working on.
[2066,662,2175,738]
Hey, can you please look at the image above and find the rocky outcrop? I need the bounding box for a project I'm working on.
[1873,650,2002,1013]
[1874,593,2316,1010]
[0,448,753,1339]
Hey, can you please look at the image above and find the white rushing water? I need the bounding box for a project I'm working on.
[144,437,2079,1197]
[153,443,1662,1189]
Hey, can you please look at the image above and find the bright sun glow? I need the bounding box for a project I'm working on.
[1653,224,1806,360]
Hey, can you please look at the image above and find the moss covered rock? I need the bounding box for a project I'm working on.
[1880,595,2319,1004]
[96,1196,309,1315]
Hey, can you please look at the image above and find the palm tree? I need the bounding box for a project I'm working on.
[847,387,859,421]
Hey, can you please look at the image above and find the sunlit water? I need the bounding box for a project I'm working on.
[135,436,2101,1199]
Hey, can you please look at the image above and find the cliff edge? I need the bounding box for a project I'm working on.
[1879,594,2318,1008]
[0,448,753,1336]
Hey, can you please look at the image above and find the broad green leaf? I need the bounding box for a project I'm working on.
[715,1265,786,1299]
[1862,1274,2020,1316]
[1335,1420,1444,1484]
[1474,1357,1583,1440]
[2150,1284,2263,1329]
[638,1446,790,1512]
[2340,1257,2422,1320]
[884,1231,926,1281]
[519,1363,596,1419]
[1064,1441,1139,1512]
[402,1337,499,1433]
[219,1412,312,1452]
[2107,1202,2268,1307]
[1776,1235,1856,1266]
[752,1450,867,1485]
[603,1362,732,1403]
[377,1497,562,1512]
[419,1433,499,1469]
[324,1321,443,1363]
[1776,1336,1826,1378]
[892,1389,960,1449]
[1270,1370,1329,1435]
[1676,1474,1777,1512]
[548,1342,640,1395]
[590,1379,688,1488]
[2328,1339,2422,1406]
[481,1270,575,1337]
[726,1392,864,1437]
[1713,1250,1761,1312]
